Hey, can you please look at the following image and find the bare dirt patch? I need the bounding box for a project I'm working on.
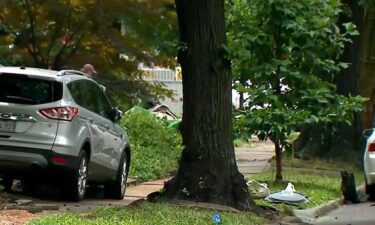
[0,210,37,225]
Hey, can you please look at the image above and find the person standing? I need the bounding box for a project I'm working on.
[81,63,97,78]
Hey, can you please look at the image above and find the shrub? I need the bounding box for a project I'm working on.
[121,107,182,181]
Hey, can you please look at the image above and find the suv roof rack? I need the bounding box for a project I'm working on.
[57,70,88,77]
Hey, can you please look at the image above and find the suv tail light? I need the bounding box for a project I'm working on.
[368,143,375,152]
[40,107,79,122]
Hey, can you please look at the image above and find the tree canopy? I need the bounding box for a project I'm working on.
[0,0,178,109]
[227,0,366,182]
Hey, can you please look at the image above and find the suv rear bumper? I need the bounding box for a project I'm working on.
[0,145,79,178]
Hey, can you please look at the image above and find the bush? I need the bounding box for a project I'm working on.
[121,107,182,181]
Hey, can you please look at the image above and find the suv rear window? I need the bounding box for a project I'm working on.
[0,73,63,105]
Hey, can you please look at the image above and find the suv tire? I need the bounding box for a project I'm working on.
[366,183,375,201]
[104,151,128,199]
[65,151,88,201]
[23,178,39,196]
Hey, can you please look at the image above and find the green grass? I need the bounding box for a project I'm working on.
[278,157,362,172]
[29,203,268,225]
[249,158,364,215]
[234,138,250,147]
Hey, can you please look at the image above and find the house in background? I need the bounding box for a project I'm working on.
[140,66,183,116]
[149,104,178,120]
[140,66,244,115]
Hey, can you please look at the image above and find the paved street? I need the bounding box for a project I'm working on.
[236,141,274,175]
[309,202,375,225]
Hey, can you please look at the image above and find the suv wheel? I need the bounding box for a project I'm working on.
[23,178,39,196]
[366,183,375,201]
[104,152,128,199]
[66,151,88,201]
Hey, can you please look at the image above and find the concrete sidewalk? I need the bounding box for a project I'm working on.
[124,140,275,202]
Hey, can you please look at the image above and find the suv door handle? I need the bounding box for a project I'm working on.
[105,124,110,130]
[88,117,94,123]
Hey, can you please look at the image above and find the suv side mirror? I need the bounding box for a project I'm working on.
[362,129,374,139]
[110,107,123,122]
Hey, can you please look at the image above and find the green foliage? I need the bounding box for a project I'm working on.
[0,0,177,69]
[121,107,182,181]
[0,46,23,66]
[29,202,268,225]
[234,138,249,147]
[227,0,366,153]
[360,0,375,8]
[0,0,178,108]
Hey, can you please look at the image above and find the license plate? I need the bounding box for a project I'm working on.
[0,120,16,133]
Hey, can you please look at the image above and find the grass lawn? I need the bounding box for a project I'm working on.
[29,202,268,225]
[250,157,364,214]
[27,151,365,224]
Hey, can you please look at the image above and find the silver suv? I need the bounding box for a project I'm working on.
[0,66,130,201]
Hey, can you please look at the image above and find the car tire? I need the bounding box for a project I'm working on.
[104,151,128,199]
[23,178,38,196]
[366,183,375,201]
[65,151,89,201]
[1,176,13,192]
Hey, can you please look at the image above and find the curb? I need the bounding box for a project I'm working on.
[126,177,141,187]
[292,183,365,224]
[292,198,343,224]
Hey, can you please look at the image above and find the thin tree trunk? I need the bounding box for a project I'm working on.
[274,141,283,183]
[161,0,256,210]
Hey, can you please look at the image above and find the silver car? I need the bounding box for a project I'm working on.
[363,129,375,200]
[0,66,130,201]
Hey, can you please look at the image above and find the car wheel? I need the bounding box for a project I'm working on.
[66,151,88,201]
[366,183,375,201]
[1,176,13,192]
[104,152,128,199]
[23,178,38,196]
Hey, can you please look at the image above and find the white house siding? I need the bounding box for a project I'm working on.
[141,68,183,116]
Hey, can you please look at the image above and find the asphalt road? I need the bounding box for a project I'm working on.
[312,201,375,225]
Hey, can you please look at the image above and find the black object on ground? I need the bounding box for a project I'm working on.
[341,170,360,203]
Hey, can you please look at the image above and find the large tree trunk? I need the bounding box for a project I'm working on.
[295,1,365,161]
[361,11,375,128]
[162,0,256,210]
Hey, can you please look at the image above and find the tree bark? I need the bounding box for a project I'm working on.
[361,10,375,128]
[295,1,365,161]
[274,141,283,183]
[162,0,256,210]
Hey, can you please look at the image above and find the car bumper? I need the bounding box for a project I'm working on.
[365,172,375,185]
[365,153,375,185]
[0,145,79,178]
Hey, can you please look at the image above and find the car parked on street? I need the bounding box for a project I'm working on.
[362,128,375,200]
[0,66,130,201]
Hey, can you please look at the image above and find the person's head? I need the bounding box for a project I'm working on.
[81,64,97,77]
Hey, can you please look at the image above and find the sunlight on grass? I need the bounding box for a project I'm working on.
[249,158,364,215]
[278,157,363,173]
[29,203,268,225]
